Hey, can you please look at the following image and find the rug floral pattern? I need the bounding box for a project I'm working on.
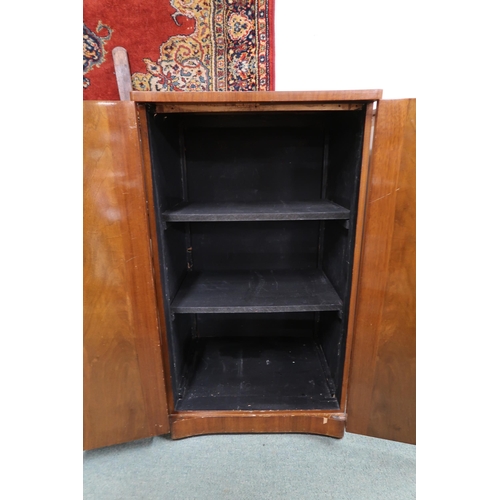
[83,0,274,99]
[83,22,112,89]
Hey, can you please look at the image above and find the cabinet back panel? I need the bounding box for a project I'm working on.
[168,313,194,399]
[148,114,184,210]
[185,126,324,202]
[195,312,315,338]
[163,223,189,299]
[318,311,345,401]
[190,221,320,271]
[326,111,365,210]
[322,221,351,300]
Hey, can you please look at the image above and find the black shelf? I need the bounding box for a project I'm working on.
[171,269,342,314]
[176,337,339,411]
[162,200,350,222]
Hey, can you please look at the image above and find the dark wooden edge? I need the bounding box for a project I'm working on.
[153,103,365,113]
[136,104,176,414]
[131,90,383,103]
[170,410,346,439]
[339,103,375,413]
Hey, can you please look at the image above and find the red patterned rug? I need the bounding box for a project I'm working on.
[83,0,275,99]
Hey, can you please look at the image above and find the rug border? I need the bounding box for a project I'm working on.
[268,0,275,90]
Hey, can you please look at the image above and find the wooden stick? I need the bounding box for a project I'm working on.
[112,47,132,101]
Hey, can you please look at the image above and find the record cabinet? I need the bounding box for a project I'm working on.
[83,92,416,448]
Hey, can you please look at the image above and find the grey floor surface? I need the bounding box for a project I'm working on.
[83,432,415,499]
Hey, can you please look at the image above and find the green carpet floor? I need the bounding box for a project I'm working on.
[83,432,415,499]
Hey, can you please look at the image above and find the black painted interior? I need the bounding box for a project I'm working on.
[146,109,365,411]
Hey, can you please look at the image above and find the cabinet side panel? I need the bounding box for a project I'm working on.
[346,99,416,444]
[320,110,366,402]
[83,101,170,450]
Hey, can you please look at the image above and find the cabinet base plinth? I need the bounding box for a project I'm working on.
[169,411,346,439]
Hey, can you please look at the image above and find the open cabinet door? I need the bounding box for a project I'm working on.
[84,102,170,450]
[346,99,416,444]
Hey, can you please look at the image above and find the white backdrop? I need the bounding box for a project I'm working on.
[274,0,418,99]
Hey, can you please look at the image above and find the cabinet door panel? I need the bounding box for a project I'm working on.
[347,99,416,444]
[83,102,169,450]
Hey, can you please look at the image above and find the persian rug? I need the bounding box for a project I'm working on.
[83,0,275,99]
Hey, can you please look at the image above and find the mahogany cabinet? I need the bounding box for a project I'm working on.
[83,92,416,449]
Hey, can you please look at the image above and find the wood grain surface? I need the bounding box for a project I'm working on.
[346,99,416,444]
[83,101,169,450]
[131,90,382,103]
[170,411,346,440]
[339,103,374,413]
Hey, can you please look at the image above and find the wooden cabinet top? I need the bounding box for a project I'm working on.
[130,90,383,103]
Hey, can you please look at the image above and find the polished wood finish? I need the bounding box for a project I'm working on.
[83,101,170,450]
[346,99,416,444]
[170,411,346,440]
[84,94,416,447]
[131,90,382,103]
